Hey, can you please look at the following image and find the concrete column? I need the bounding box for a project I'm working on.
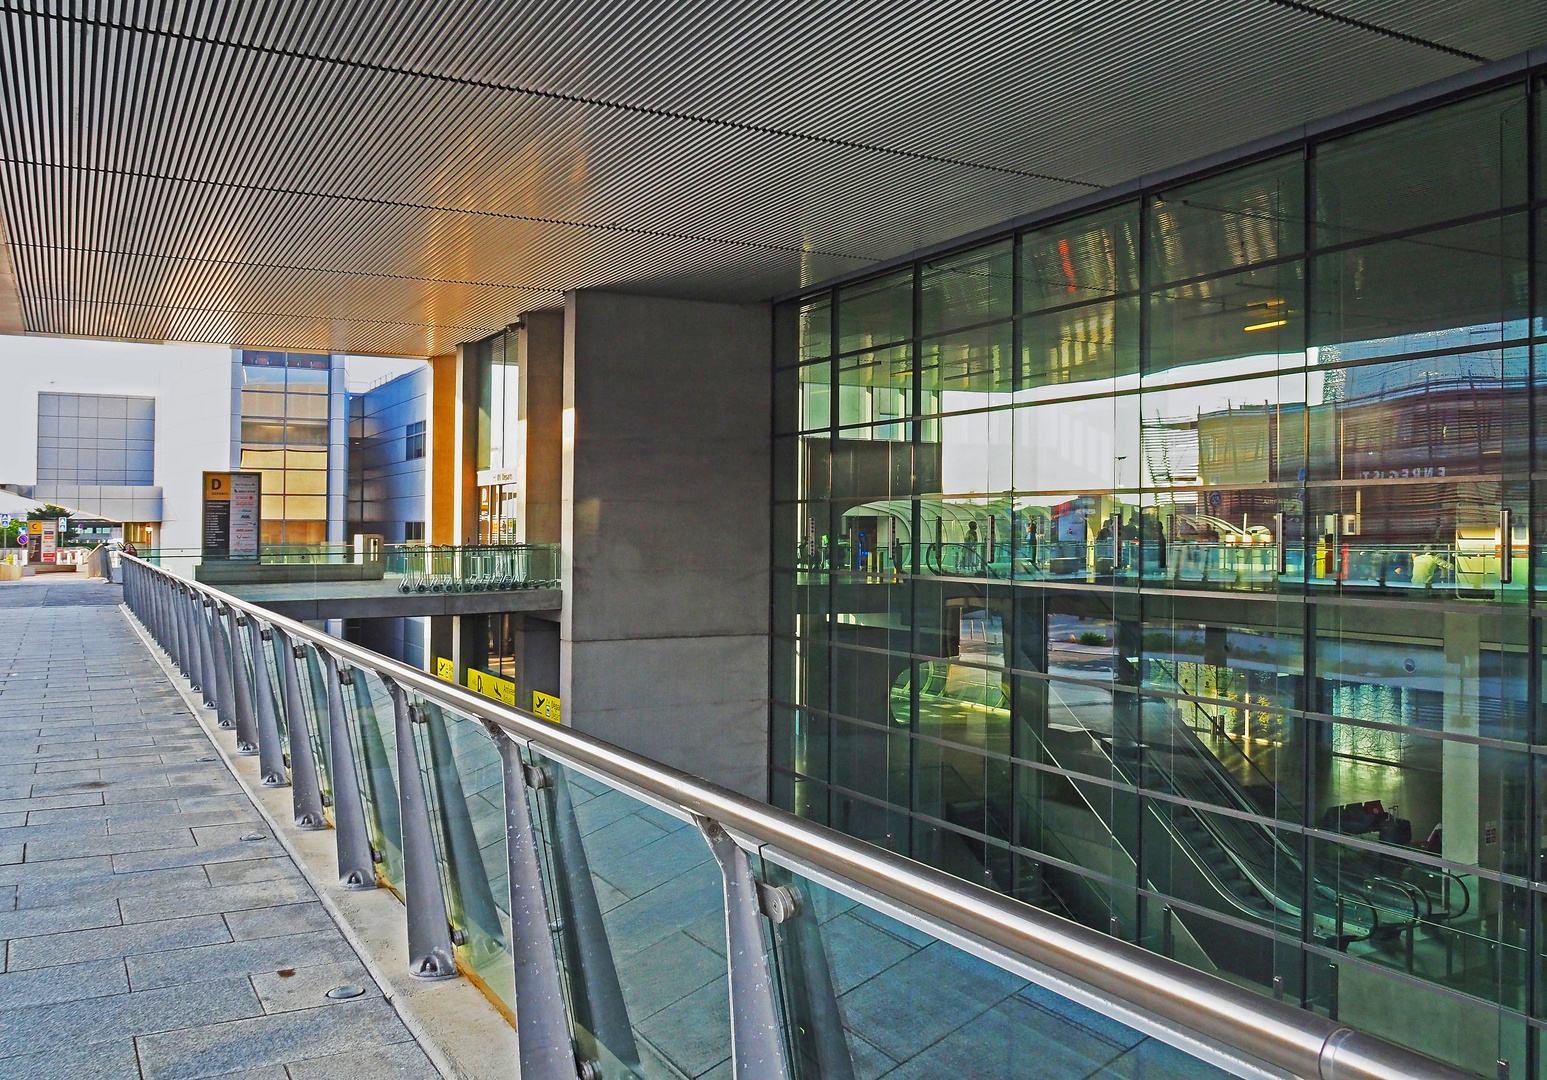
[427,353,459,545]
[1442,611,1480,867]
[561,290,770,798]
[517,309,564,545]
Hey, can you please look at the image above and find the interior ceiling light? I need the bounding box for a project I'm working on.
[1244,319,1288,332]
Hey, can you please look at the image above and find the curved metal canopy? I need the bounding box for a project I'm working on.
[0,1,1541,355]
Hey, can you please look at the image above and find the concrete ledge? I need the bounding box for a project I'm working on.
[194,561,387,585]
[219,584,563,621]
[122,605,518,1080]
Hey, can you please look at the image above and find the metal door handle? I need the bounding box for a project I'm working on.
[1500,508,1513,585]
[1274,513,1286,575]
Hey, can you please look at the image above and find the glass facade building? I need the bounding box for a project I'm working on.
[237,351,338,547]
[773,78,1547,1072]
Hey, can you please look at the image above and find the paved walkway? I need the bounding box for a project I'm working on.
[0,577,440,1079]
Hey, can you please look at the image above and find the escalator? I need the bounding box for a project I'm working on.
[1038,673,1469,986]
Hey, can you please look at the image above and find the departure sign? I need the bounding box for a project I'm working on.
[203,472,262,559]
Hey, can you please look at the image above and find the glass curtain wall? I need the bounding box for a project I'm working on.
[238,351,333,547]
[773,79,1545,1075]
[475,331,520,543]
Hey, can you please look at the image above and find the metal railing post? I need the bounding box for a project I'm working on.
[386,678,457,979]
[491,731,578,1080]
[273,629,326,829]
[179,586,201,692]
[248,618,289,787]
[696,817,794,1080]
[324,654,377,889]
[167,581,185,665]
[209,604,238,731]
[227,611,260,755]
[196,597,218,708]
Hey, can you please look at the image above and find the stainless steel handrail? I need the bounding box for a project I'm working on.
[119,555,1473,1080]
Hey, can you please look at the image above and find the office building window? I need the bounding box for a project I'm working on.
[238,351,333,547]
[405,420,426,460]
[403,521,425,543]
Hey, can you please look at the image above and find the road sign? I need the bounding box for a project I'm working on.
[57,518,67,532]
[0,515,9,528]
[15,529,27,546]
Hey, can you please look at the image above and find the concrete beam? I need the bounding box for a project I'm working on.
[218,584,561,622]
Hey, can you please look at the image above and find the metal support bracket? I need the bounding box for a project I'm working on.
[387,678,457,980]
[492,730,579,1080]
[272,628,326,829]
[695,816,794,1080]
[209,605,238,730]
[323,653,377,890]
[226,608,261,755]
[196,598,218,708]
[248,617,289,787]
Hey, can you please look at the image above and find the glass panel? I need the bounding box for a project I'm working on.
[1147,261,1305,382]
[775,295,832,367]
[922,323,1015,403]
[345,667,404,892]
[1310,215,1529,361]
[528,756,731,1079]
[1020,297,1138,391]
[1020,203,1139,312]
[920,239,1013,335]
[1149,155,1304,283]
[759,864,1234,1080]
[837,346,911,430]
[838,269,912,354]
[1315,87,1528,247]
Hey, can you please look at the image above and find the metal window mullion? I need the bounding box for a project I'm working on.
[1300,138,1319,1007]
[386,678,457,979]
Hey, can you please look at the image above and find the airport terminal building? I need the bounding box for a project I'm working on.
[3,8,1547,1079]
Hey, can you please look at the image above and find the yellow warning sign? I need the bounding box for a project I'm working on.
[465,667,516,707]
[532,690,561,724]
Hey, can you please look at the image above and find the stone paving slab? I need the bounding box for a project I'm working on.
[0,578,442,1079]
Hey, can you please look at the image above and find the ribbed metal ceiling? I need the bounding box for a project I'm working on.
[0,1,1540,356]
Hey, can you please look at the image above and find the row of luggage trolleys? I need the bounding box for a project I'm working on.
[391,544,560,593]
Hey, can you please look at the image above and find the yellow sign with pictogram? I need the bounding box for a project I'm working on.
[465,667,516,706]
[532,690,561,724]
[435,657,453,682]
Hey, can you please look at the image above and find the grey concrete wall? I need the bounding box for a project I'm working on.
[518,309,563,545]
[561,290,770,798]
